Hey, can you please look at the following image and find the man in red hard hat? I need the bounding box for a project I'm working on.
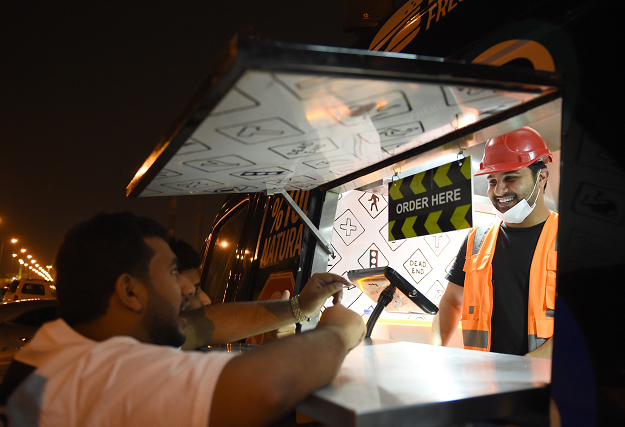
[430,127,557,358]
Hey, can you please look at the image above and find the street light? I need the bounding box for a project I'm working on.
[0,238,18,275]
[11,253,17,275]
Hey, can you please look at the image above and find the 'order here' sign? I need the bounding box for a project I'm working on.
[388,158,473,241]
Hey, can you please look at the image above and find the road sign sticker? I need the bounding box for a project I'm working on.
[358,192,387,219]
[204,185,258,193]
[359,121,424,145]
[573,183,625,225]
[264,175,317,190]
[379,223,406,251]
[216,117,304,145]
[176,139,211,156]
[334,209,365,246]
[327,245,342,272]
[184,155,255,173]
[358,243,389,269]
[212,88,260,116]
[403,248,433,284]
[425,233,450,257]
[268,138,338,159]
[230,166,292,181]
[303,153,359,170]
[154,169,182,180]
[424,280,446,307]
[161,178,223,192]
[327,90,412,126]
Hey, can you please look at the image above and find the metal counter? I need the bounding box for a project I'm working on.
[297,340,551,427]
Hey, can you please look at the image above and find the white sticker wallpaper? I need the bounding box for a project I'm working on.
[327,189,495,325]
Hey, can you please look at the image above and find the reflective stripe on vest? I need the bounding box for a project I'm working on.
[461,212,558,352]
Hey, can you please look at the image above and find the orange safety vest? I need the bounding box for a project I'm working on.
[461,212,558,352]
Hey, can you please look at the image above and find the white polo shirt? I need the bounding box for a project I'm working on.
[8,319,234,427]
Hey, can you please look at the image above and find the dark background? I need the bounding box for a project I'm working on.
[0,1,357,274]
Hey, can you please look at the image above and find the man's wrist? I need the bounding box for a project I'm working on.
[290,295,310,324]
[315,323,351,355]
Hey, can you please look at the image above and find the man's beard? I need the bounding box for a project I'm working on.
[142,291,186,347]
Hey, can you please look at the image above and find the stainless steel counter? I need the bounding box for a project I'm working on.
[297,340,551,427]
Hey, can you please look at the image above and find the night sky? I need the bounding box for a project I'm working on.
[0,1,357,275]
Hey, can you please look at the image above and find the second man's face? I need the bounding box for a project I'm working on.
[181,268,211,311]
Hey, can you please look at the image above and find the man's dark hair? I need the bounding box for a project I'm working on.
[54,212,169,326]
[528,160,548,190]
[169,238,201,273]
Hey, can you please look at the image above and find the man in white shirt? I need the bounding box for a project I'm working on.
[4,212,365,427]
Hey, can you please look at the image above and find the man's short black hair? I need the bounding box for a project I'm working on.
[169,238,201,273]
[54,212,169,326]
[528,160,548,190]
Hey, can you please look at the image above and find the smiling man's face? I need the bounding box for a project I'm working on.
[487,167,540,214]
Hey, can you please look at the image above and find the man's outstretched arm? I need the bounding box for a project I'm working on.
[209,304,366,427]
[183,272,349,348]
[525,336,553,359]
[429,281,463,346]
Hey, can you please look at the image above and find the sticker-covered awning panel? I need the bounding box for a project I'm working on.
[127,40,559,197]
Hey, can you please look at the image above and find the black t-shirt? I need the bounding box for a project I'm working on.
[446,221,546,356]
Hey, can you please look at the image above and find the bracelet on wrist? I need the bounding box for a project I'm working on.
[290,295,310,324]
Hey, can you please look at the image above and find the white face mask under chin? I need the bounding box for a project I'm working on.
[492,174,541,224]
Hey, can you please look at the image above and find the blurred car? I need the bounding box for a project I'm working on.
[2,278,57,302]
[0,299,58,382]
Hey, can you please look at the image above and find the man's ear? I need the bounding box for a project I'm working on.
[540,169,550,190]
[115,273,147,313]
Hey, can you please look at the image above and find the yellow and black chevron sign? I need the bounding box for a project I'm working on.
[388,158,473,241]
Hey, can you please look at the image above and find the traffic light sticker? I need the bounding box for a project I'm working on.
[358,243,389,269]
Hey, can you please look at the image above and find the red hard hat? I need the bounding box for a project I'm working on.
[475,127,554,176]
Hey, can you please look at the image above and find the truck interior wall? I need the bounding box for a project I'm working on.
[325,114,561,347]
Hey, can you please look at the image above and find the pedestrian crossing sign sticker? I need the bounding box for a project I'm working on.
[388,158,473,241]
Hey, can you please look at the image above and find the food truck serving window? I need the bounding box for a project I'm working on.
[127,38,562,343]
